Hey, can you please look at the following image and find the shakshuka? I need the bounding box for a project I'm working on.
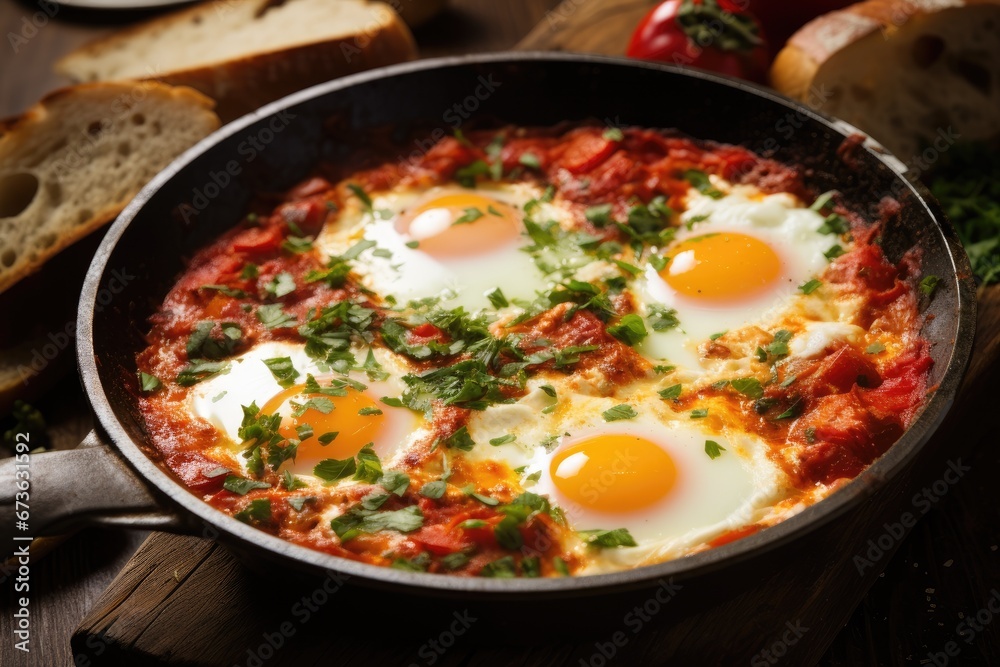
[135,125,935,577]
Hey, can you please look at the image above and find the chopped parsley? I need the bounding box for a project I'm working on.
[658,384,682,400]
[353,445,383,483]
[420,480,447,499]
[579,528,637,548]
[824,244,845,260]
[606,313,648,346]
[585,203,613,225]
[262,356,299,388]
[810,190,837,212]
[379,470,410,496]
[486,287,509,309]
[138,372,161,392]
[919,275,940,296]
[234,498,271,524]
[176,360,231,386]
[730,377,764,400]
[602,404,638,422]
[265,272,296,298]
[331,505,424,542]
[444,426,476,451]
[519,152,541,170]
[683,169,724,199]
[281,236,313,254]
[704,440,726,459]
[799,279,822,294]
[186,321,242,359]
[313,457,356,482]
[647,305,680,332]
[454,207,484,225]
[223,475,270,495]
[200,284,247,298]
[817,214,850,235]
[256,304,297,329]
[603,127,624,142]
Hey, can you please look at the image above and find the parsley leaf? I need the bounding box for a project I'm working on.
[420,480,447,499]
[265,272,296,297]
[314,458,356,482]
[256,304,297,329]
[603,127,624,142]
[138,372,161,392]
[519,152,541,170]
[234,498,271,524]
[602,404,638,422]
[730,378,764,400]
[683,169,724,199]
[606,313,648,346]
[704,440,726,459]
[444,426,476,451]
[799,279,822,294]
[454,207,484,225]
[262,356,299,388]
[379,470,410,496]
[223,475,270,495]
[658,384,682,400]
[176,360,231,386]
[353,445,383,483]
[585,203,613,225]
[579,528,637,548]
[919,275,940,296]
[647,305,680,332]
[486,287,509,309]
[186,321,242,359]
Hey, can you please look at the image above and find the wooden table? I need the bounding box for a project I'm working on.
[1,0,998,665]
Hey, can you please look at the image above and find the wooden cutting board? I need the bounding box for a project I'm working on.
[68,1,1000,664]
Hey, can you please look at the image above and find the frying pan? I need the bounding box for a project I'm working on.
[0,54,976,602]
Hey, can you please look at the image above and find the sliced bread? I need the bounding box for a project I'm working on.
[769,0,1000,160]
[0,81,220,295]
[55,0,418,121]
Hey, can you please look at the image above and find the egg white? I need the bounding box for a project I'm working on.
[316,184,568,314]
[636,188,842,373]
[189,341,421,478]
[464,384,788,566]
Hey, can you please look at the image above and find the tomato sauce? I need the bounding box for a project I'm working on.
[135,124,932,574]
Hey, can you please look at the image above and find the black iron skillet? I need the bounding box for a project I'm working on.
[1,54,976,602]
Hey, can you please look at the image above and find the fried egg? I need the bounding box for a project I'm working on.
[316,184,566,313]
[189,341,420,478]
[636,188,843,372]
[464,384,787,569]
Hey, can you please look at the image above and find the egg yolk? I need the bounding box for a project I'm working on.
[395,193,521,257]
[661,232,782,302]
[550,434,677,513]
[261,383,385,462]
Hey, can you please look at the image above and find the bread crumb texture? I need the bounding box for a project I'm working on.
[0,82,219,293]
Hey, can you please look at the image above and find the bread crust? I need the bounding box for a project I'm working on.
[0,82,220,295]
[771,0,1000,97]
[55,1,418,121]
[770,0,1000,159]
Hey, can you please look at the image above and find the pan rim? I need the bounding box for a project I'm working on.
[77,51,977,597]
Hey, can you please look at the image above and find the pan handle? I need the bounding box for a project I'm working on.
[1,430,188,557]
